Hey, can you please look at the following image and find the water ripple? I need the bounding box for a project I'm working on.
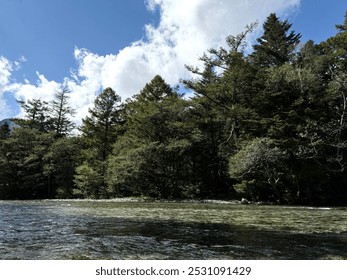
[0,200,346,259]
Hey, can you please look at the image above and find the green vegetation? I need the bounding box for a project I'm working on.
[1,12,347,205]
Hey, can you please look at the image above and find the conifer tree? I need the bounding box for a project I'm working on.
[183,27,259,197]
[50,87,76,137]
[251,13,301,67]
[81,87,122,161]
[0,128,53,199]
[74,87,122,198]
[108,75,193,198]
[0,123,10,139]
[16,99,50,132]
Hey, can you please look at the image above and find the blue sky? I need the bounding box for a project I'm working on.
[293,0,346,43]
[0,0,158,82]
[0,0,346,122]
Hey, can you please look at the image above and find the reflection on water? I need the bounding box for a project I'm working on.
[0,200,346,259]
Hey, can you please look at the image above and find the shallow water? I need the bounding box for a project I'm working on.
[0,200,346,259]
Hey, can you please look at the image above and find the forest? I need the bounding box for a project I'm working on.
[1,12,347,206]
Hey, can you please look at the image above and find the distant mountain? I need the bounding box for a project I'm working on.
[0,118,19,131]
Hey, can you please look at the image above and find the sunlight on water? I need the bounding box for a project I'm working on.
[0,200,346,259]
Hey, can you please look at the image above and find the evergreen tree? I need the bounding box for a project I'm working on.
[1,11,347,205]
[251,13,301,67]
[183,27,259,198]
[74,87,122,198]
[229,138,287,201]
[0,123,10,139]
[50,87,76,137]
[16,99,50,132]
[108,75,194,198]
[81,87,122,161]
[44,137,79,198]
[0,128,54,199]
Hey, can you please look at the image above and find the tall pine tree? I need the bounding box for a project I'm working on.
[50,87,76,137]
[108,75,194,198]
[251,13,301,67]
[74,87,122,198]
[16,99,50,132]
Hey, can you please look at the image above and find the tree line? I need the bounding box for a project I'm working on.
[1,12,347,205]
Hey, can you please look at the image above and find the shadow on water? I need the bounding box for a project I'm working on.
[69,217,347,260]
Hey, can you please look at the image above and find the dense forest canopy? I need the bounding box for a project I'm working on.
[1,12,347,205]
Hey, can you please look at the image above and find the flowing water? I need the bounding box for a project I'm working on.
[0,200,346,260]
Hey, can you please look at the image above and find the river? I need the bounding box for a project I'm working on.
[0,200,346,259]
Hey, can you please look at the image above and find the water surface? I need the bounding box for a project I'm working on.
[0,200,346,259]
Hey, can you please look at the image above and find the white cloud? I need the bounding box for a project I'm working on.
[8,0,301,124]
[10,72,61,121]
[0,57,12,91]
[14,72,61,102]
[0,56,14,120]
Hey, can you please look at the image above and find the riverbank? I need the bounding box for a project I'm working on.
[33,197,347,208]
[41,197,262,204]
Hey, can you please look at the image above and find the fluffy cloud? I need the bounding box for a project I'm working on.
[14,72,61,102]
[9,0,301,124]
[0,57,15,120]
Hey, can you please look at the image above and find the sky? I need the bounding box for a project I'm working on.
[0,0,346,124]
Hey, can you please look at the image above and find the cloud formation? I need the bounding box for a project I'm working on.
[0,57,15,120]
[4,0,301,124]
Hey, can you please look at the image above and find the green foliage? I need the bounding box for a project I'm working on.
[44,137,79,198]
[107,75,196,198]
[15,87,76,137]
[0,122,10,139]
[74,163,101,198]
[1,11,347,205]
[15,99,51,132]
[50,87,76,137]
[251,13,301,67]
[229,138,287,201]
[75,87,123,198]
[0,89,77,199]
[0,128,54,199]
[81,87,122,159]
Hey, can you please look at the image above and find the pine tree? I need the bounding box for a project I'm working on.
[0,123,10,139]
[0,128,54,199]
[316,13,347,175]
[251,13,301,67]
[108,75,194,198]
[75,87,122,198]
[16,99,50,132]
[81,87,122,161]
[43,137,79,198]
[183,27,260,198]
[50,87,76,137]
